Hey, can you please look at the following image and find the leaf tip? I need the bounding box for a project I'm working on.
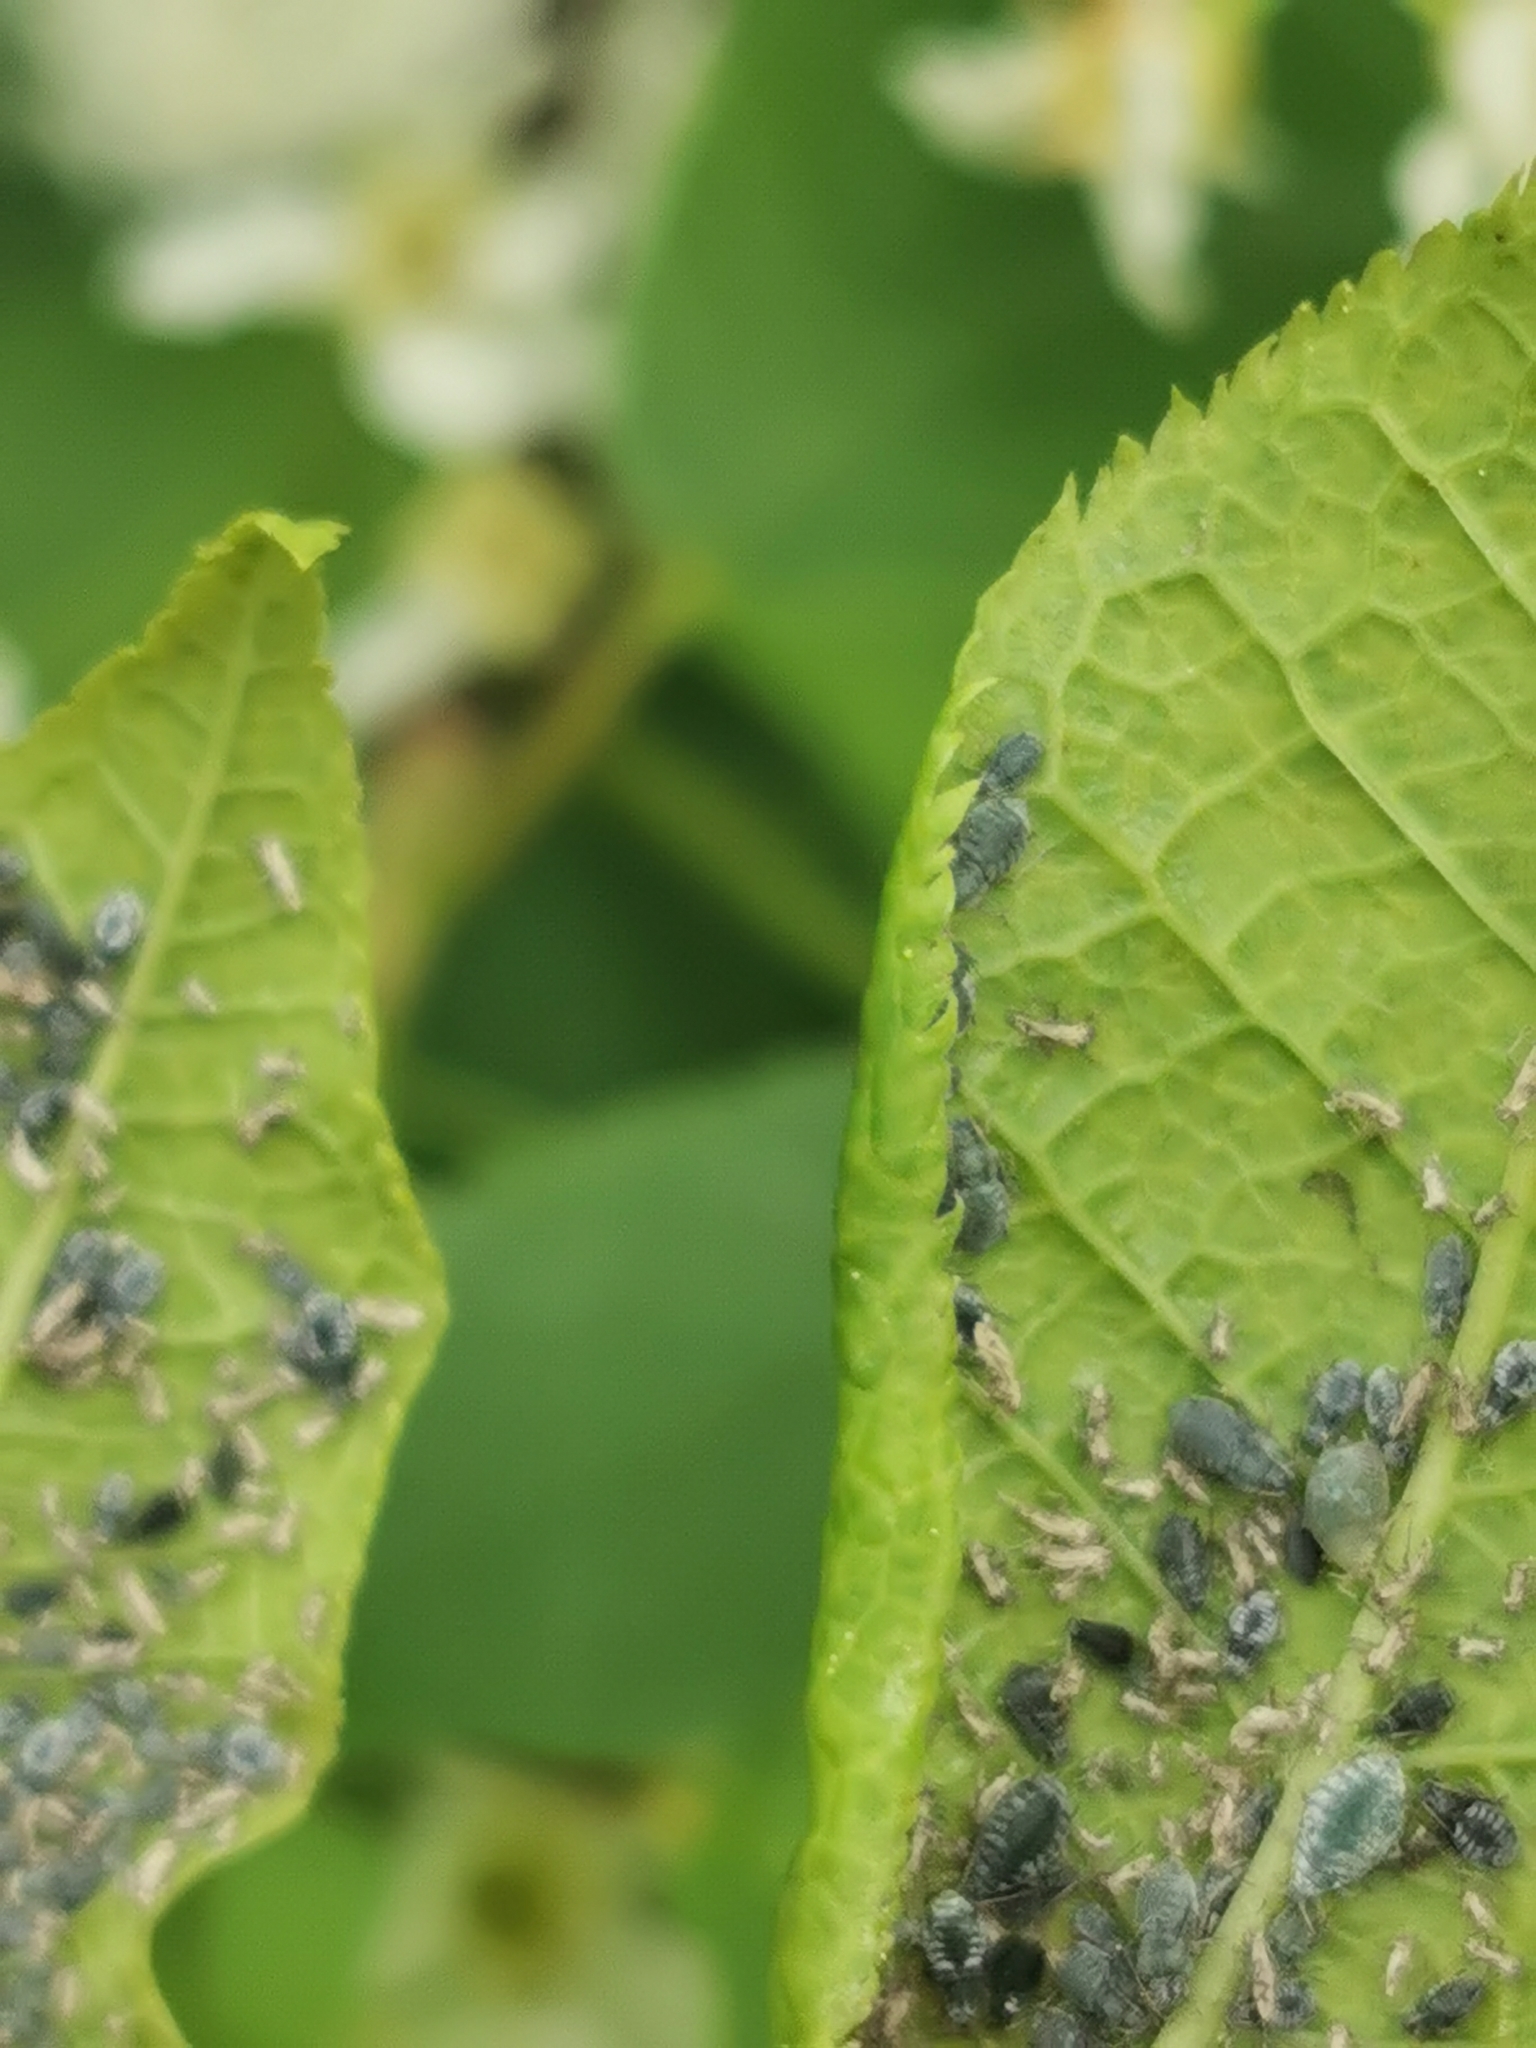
[241,513,348,572]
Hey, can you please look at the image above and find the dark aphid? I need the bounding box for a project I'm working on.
[19,898,85,980]
[14,1702,102,1790]
[23,1848,107,1913]
[952,945,977,1034]
[1303,1441,1390,1570]
[90,887,147,964]
[939,1117,1010,1257]
[1068,1618,1137,1670]
[1363,1365,1404,1449]
[952,794,1030,908]
[216,1720,288,1785]
[91,1470,135,1540]
[1232,1783,1281,1861]
[1224,1588,1282,1674]
[955,1180,1009,1256]
[1421,1781,1519,1869]
[918,1890,986,2027]
[978,732,1045,796]
[1195,1859,1242,1936]
[1282,1516,1324,1586]
[953,1282,988,1348]
[1153,1513,1210,1613]
[984,1933,1046,2026]
[92,1677,158,1730]
[1372,1679,1455,1741]
[1135,1858,1197,1981]
[47,1227,114,1294]
[36,994,96,1078]
[101,1241,165,1321]
[1,1580,63,1622]
[1476,1338,1536,1432]
[263,1246,315,1301]
[1033,2010,1091,2048]
[281,1289,362,1393]
[1402,1975,1486,2038]
[17,1083,70,1146]
[1264,1899,1318,1966]
[1290,1751,1406,1898]
[1230,1978,1316,2032]
[1166,1395,1292,1494]
[120,1488,193,1543]
[962,1775,1071,1906]
[207,1435,246,1501]
[998,1662,1069,1765]
[1423,1232,1475,1340]
[1300,1357,1365,1452]
[1056,1914,1147,2036]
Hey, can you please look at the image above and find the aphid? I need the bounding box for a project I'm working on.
[978,731,1045,794]
[965,1542,1014,1606]
[951,794,1030,908]
[91,1471,135,1540]
[1324,1086,1405,1136]
[1032,2010,1091,2048]
[280,1289,361,1394]
[1152,1513,1210,1613]
[1383,1934,1414,1997]
[14,1702,102,1790]
[1289,1751,1406,1898]
[1362,1360,1403,1440]
[1497,1043,1536,1125]
[998,1663,1069,1765]
[1068,1618,1137,1670]
[1424,1233,1474,1340]
[1282,1516,1323,1586]
[939,1117,1010,1256]
[1,1580,63,1621]
[1372,1679,1455,1741]
[1224,1589,1282,1674]
[214,1720,288,1785]
[36,994,96,1079]
[115,1488,193,1544]
[17,1083,70,1147]
[24,1849,107,1913]
[101,1241,165,1322]
[961,1774,1071,1906]
[1056,1912,1147,2034]
[254,834,303,912]
[1475,1338,1536,1432]
[1265,1900,1317,1967]
[207,1436,248,1503]
[949,945,977,1035]
[1402,1975,1486,2038]
[984,1933,1046,2025]
[1229,1783,1282,1863]
[1231,1978,1316,2032]
[1302,1441,1390,1570]
[1196,1859,1242,1936]
[90,888,146,964]
[1135,1857,1198,1981]
[1166,1396,1292,1494]
[1421,1781,1519,1869]
[1010,1012,1095,1052]
[1301,1358,1365,1453]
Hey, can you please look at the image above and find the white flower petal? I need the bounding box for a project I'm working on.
[463,171,621,312]
[1390,115,1488,237]
[1451,0,1536,160]
[350,314,610,456]
[888,29,1064,174]
[110,184,351,334]
[330,584,479,733]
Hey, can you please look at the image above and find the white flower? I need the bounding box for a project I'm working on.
[1391,0,1536,237]
[9,0,719,457]
[888,0,1269,331]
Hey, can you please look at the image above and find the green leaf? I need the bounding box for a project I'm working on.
[0,516,443,2042]
[781,180,1536,2045]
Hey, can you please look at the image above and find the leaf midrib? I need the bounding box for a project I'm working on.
[1149,1125,1536,2047]
[0,600,261,1396]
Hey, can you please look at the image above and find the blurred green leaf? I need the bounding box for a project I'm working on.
[0,167,413,704]
[347,1048,847,1759]
[619,0,1425,845]
[780,180,1536,2043]
[0,516,443,2042]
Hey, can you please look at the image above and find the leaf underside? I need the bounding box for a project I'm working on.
[780,179,1536,2047]
[0,516,444,2044]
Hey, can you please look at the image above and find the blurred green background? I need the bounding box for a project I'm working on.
[0,0,1483,2038]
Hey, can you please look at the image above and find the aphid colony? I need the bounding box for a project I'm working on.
[0,846,417,2042]
[898,736,1530,2040]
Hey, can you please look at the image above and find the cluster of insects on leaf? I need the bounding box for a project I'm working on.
[865,732,1533,2045]
[0,839,422,2043]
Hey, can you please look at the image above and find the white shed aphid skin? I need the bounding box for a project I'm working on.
[298,1591,329,1645]
[1204,1307,1234,1363]
[1363,1616,1416,1677]
[1009,1012,1095,1052]
[179,975,219,1015]
[1503,1560,1531,1612]
[1103,1471,1163,1503]
[1464,1937,1520,1977]
[1420,1156,1453,1213]
[1120,1690,1174,1729]
[253,834,303,913]
[351,1295,426,1334]
[1461,1888,1500,1936]
[6,1127,53,1194]
[1450,1635,1505,1663]
[255,1050,306,1084]
[1324,1085,1405,1136]
[1497,1042,1536,1125]
[1161,1457,1211,1506]
[235,1094,297,1147]
[1383,1933,1414,1996]
[963,1542,1014,1606]
[1083,1384,1114,1472]
[1472,1192,1509,1231]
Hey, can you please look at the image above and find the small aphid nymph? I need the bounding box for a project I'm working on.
[938,1116,1010,1256]
[984,1932,1046,2025]
[1153,1514,1210,1614]
[1371,1679,1455,1741]
[951,794,1030,908]
[1421,1781,1518,1869]
[977,731,1045,795]
[280,1289,362,1394]
[90,888,147,964]
[1476,1338,1536,1433]
[1301,1358,1365,1453]
[1224,1589,1283,1674]
[962,1774,1071,1907]
[1402,1974,1486,2038]
[1423,1232,1475,1340]
[998,1662,1069,1765]
[1067,1618,1137,1670]
[918,1890,986,2028]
